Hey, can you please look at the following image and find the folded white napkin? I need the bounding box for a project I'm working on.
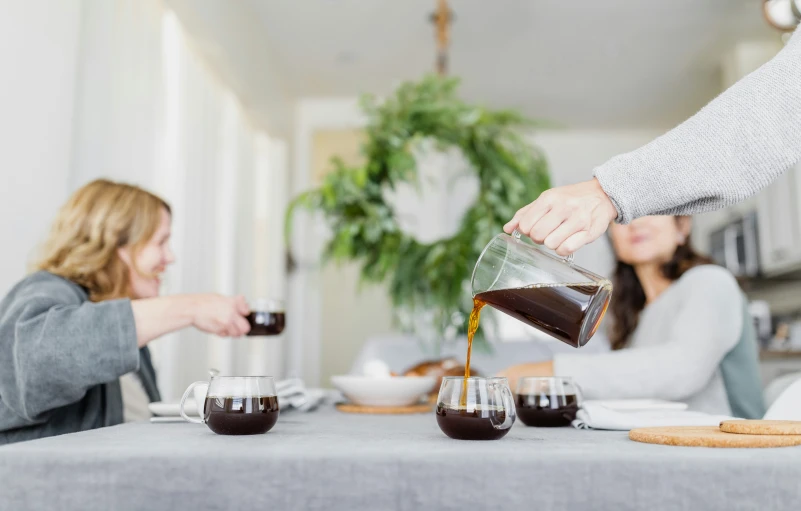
[584,399,689,412]
[274,378,327,412]
[572,400,733,431]
[278,391,326,412]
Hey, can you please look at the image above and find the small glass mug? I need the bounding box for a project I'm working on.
[515,376,582,427]
[435,376,516,440]
[246,298,286,336]
[180,376,280,435]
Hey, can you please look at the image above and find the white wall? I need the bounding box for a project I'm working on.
[0,0,83,295]
[287,98,366,385]
[164,0,293,137]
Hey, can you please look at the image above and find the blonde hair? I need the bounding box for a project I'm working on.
[37,179,171,302]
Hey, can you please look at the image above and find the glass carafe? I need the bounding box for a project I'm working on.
[471,230,612,348]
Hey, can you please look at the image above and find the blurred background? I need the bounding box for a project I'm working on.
[2,0,800,401]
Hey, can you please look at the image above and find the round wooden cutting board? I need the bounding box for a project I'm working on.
[335,403,433,415]
[719,420,801,436]
[629,426,801,448]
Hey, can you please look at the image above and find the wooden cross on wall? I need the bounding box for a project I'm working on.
[431,0,454,75]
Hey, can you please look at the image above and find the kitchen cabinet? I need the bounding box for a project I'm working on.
[757,163,801,276]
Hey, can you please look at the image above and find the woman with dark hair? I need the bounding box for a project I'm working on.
[499,216,765,418]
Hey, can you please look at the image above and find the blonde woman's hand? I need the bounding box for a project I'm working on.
[190,294,251,338]
[504,179,618,256]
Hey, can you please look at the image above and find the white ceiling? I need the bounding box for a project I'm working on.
[170,0,778,131]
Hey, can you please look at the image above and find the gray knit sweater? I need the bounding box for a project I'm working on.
[595,27,801,224]
[0,271,158,444]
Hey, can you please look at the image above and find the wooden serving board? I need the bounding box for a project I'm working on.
[629,426,801,448]
[335,403,433,415]
[720,420,801,436]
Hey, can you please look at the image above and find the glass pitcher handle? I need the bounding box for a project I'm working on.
[511,229,574,264]
[489,383,517,431]
[179,381,206,424]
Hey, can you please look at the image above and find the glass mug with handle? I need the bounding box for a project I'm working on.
[435,376,516,440]
[471,229,612,348]
[515,376,582,427]
[246,298,286,336]
[180,376,280,435]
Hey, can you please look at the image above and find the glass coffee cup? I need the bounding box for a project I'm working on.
[515,376,582,427]
[471,229,612,348]
[180,376,280,435]
[246,299,285,336]
[436,376,516,440]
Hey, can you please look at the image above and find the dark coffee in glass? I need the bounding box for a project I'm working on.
[436,405,510,440]
[515,377,582,427]
[246,299,285,336]
[436,377,515,440]
[204,396,280,435]
[180,376,280,435]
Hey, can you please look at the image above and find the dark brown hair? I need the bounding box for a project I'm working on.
[608,217,713,351]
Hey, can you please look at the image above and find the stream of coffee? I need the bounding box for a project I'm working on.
[462,281,612,406]
[461,296,486,406]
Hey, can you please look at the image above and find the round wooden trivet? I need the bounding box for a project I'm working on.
[629,426,801,448]
[719,420,801,436]
[335,403,433,415]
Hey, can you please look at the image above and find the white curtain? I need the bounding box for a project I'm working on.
[70,0,165,190]
[248,135,289,378]
[69,0,288,401]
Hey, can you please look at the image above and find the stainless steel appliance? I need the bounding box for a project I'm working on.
[709,211,760,278]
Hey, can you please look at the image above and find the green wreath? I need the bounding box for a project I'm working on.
[286,75,550,347]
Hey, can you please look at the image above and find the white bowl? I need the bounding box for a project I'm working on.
[331,375,436,407]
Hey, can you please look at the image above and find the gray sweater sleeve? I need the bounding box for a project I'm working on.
[594,28,801,224]
[0,276,139,424]
[552,266,742,401]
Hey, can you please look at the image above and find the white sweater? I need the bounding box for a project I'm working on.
[594,27,801,224]
[553,266,744,415]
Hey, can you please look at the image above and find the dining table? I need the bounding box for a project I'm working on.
[1,406,799,511]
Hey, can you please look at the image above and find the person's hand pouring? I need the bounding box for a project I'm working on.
[504,178,618,256]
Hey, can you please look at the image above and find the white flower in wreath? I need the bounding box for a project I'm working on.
[383,137,479,245]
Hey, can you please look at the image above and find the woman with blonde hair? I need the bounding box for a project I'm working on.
[0,179,251,444]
